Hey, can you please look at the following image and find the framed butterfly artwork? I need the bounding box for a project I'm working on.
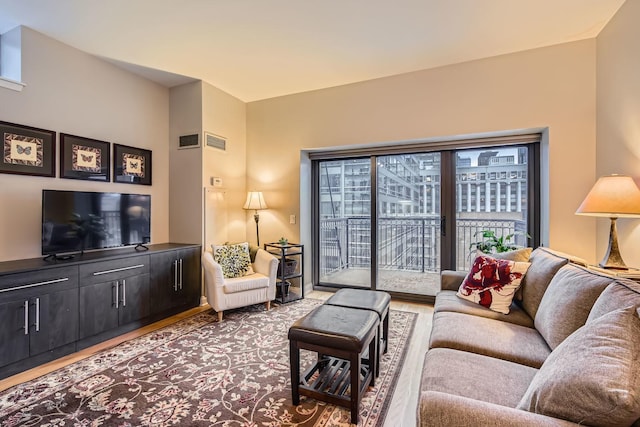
[0,121,56,177]
[60,133,110,181]
[113,143,152,186]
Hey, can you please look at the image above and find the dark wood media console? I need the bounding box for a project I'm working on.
[0,243,201,380]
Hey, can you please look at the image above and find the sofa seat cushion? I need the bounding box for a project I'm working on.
[435,290,534,328]
[587,278,640,322]
[518,306,640,427]
[429,311,551,368]
[534,264,613,350]
[223,273,269,294]
[418,391,583,427]
[421,348,539,408]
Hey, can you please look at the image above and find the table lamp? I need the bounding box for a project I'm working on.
[576,174,640,269]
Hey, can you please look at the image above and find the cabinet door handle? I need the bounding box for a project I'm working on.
[179,259,183,290]
[114,281,119,309]
[122,279,126,307]
[23,300,29,335]
[34,297,40,332]
[173,260,178,291]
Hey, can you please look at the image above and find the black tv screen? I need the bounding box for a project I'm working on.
[42,190,151,256]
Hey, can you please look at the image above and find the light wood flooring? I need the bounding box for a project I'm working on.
[0,290,434,427]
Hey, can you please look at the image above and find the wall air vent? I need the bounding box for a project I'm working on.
[178,134,199,149]
[205,132,226,151]
[204,132,227,151]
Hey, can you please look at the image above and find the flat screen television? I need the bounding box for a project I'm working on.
[42,190,151,257]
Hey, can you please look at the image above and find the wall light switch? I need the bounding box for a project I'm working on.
[211,177,223,187]
[290,214,296,224]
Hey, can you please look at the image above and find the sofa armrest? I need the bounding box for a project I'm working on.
[418,391,581,427]
[440,270,467,291]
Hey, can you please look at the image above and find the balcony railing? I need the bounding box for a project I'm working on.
[319,216,527,278]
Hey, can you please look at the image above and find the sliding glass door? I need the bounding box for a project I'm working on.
[313,140,538,298]
[318,158,372,288]
[376,153,442,295]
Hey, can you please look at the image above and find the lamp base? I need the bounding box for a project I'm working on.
[599,217,628,270]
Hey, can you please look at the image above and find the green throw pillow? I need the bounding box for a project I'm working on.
[212,242,255,278]
[224,241,259,262]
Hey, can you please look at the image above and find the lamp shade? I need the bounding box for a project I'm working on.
[576,175,640,218]
[243,191,268,210]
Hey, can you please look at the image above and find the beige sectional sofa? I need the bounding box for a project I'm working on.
[418,247,640,426]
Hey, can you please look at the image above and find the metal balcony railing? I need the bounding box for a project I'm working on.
[319,216,527,278]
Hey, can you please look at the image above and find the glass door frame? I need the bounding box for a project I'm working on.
[311,142,540,301]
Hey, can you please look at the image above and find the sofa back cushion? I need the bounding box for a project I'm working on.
[534,264,613,349]
[518,247,571,319]
[518,306,640,427]
[588,278,640,322]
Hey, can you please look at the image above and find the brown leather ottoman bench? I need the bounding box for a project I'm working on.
[288,304,379,425]
[324,288,391,376]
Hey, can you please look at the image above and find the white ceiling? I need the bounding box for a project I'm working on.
[0,0,626,102]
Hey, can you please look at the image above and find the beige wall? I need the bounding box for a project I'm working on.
[201,82,247,245]
[247,40,598,261]
[168,81,247,249]
[169,81,203,244]
[596,0,640,267]
[0,27,170,262]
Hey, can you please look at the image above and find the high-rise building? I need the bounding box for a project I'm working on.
[320,149,527,220]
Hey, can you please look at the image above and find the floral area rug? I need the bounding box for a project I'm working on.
[0,298,416,426]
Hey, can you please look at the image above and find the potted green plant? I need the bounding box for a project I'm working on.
[469,230,529,254]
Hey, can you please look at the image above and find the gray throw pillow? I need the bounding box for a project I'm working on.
[587,279,640,323]
[534,264,613,349]
[518,306,640,427]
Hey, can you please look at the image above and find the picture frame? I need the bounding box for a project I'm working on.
[0,121,56,177]
[60,133,111,181]
[113,144,152,185]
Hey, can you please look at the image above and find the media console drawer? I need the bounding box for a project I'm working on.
[0,265,78,296]
[79,255,150,285]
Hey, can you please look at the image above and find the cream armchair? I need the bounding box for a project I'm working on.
[203,248,279,321]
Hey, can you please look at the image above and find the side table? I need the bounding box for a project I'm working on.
[588,265,640,282]
[264,242,304,303]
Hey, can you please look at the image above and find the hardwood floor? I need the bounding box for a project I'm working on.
[0,291,434,427]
